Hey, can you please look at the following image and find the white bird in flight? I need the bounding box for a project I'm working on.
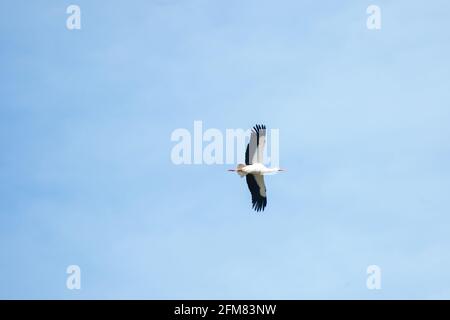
[228,124,285,212]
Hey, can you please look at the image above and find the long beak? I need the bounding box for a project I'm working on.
[279,168,286,172]
[227,169,236,172]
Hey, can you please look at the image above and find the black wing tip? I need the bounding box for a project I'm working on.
[251,193,267,212]
[252,124,266,133]
[252,197,267,212]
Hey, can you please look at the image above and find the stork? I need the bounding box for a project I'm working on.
[228,124,284,212]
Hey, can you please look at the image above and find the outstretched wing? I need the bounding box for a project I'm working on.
[245,124,266,165]
[246,174,267,212]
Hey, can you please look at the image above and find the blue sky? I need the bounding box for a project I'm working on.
[1,0,450,299]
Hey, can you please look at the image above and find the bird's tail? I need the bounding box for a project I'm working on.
[236,164,247,178]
